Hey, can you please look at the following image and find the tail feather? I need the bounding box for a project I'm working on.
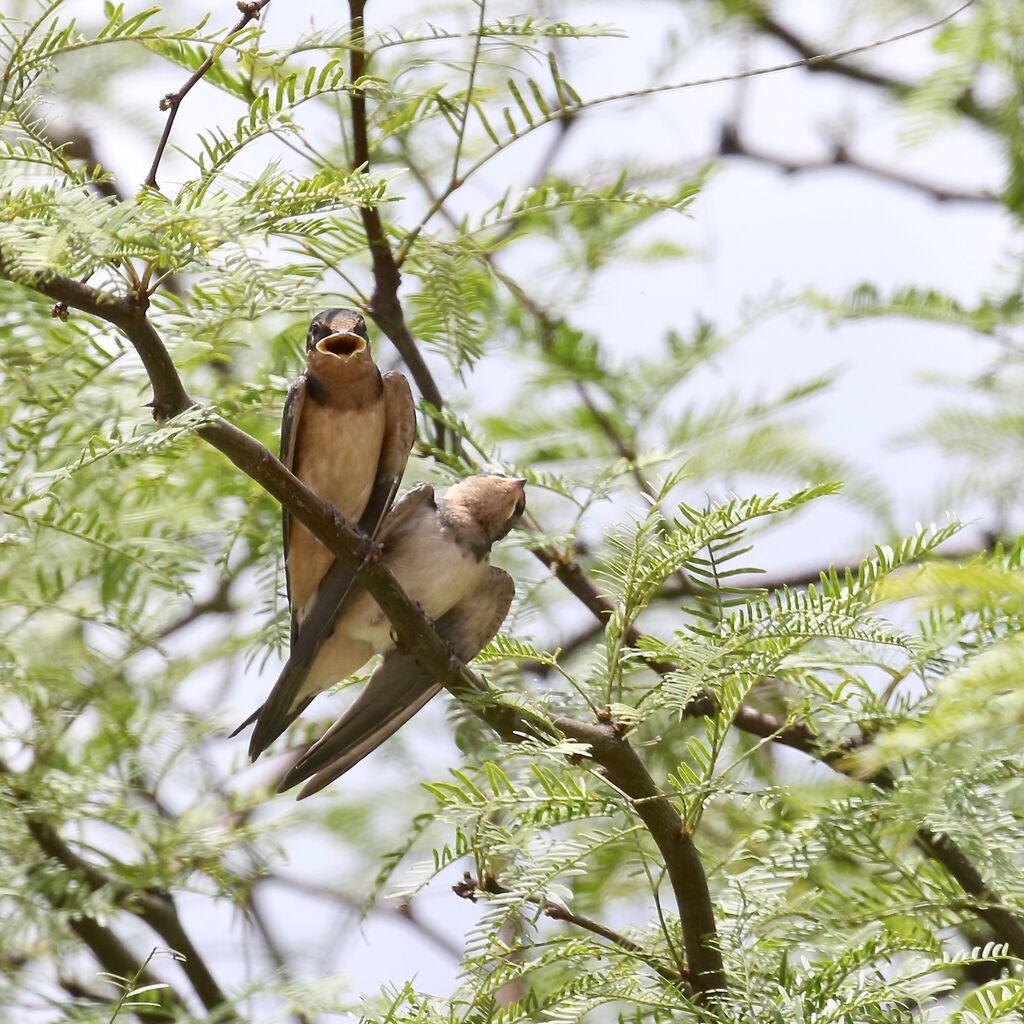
[279,566,516,798]
[229,705,262,739]
[247,681,313,761]
[278,658,440,798]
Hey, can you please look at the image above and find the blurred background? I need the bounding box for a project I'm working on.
[2,0,1019,1019]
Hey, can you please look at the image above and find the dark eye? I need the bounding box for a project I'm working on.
[306,322,327,350]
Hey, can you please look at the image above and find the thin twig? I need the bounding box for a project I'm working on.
[246,892,310,1024]
[550,718,725,998]
[453,872,691,991]
[267,873,462,960]
[450,0,487,180]
[143,0,273,190]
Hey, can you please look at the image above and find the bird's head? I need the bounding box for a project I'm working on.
[446,475,527,543]
[305,309,372,367]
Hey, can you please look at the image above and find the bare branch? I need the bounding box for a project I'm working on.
[347,0,449,449]
[717,122,997,204]
[751,6,996,128]
[543,904,688,989]
[551,718,725,997]
[267,873,463,960]
[143,0,274,190]
[158,578,235,639]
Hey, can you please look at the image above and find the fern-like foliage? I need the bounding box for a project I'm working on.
[1,1,1024,1023]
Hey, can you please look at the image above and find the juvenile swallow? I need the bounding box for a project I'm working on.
[250,474,526,763]
[236,309,415,753]
[279,566,515,798]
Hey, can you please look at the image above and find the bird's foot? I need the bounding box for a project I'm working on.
[391,600,432,652]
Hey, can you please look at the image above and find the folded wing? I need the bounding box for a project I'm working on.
[279,565,515,799]
[279,376,307,647]
[243,375,417,759]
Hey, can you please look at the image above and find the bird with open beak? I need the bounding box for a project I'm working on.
[239,309,415,755]
[254,474,527,780]
[284,308,415,633]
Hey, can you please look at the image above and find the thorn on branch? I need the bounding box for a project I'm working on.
[453,871,508,902]
[452,872,479,902]
[718,122,740,156]
[158,93,177,112]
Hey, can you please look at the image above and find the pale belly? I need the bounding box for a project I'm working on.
[340,519,488,653]
[289,401,387,621]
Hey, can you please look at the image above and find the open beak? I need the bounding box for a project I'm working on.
[315,332,367,358]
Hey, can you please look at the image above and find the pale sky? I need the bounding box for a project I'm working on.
[23,1,1017,1018]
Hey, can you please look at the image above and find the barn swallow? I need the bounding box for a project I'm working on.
[235,309,415,751]
[282,308,415,638]
[249,475,526,763]
[279,566,515,798]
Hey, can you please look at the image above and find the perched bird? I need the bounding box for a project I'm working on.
[239,309,415,756]
[279,565,515,798]
[282,308,415,637]
[250,474,526,766]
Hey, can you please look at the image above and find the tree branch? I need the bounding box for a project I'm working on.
[158,577,235,639]
[718,122,997,204]
[551,717,725,998]
[543,904,688,989]
[347,0,449,449]
[453,871,691,991]
[23,816,239,1018]
[750,7,997,128]
[1,259,728,995]
[64,921,181,1022]
[143,0,273,190]
[10,220,1016,986]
